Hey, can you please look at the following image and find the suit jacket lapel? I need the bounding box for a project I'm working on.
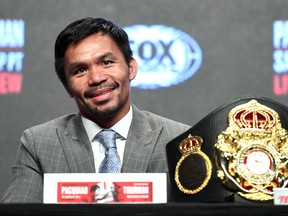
[122,105,163,173]
[58,113,96,173]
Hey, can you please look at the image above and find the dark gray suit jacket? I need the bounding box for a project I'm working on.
[2,104,190,203]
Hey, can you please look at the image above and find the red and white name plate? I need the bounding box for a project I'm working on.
[43,173,167,204]
[274,188,288,205]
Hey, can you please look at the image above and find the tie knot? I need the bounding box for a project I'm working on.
[96,129,117,149]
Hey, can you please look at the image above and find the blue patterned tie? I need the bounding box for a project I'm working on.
[97,129,121,173]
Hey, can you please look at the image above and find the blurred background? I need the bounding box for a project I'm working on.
[1,0,288,198]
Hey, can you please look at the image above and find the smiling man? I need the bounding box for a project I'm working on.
[2,17,191,203]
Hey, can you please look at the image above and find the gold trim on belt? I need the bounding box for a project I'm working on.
[175,135,212,194]
[214,99,288,201]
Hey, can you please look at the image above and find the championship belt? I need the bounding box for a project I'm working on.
[214,99,288,201]
[175,135,212,194]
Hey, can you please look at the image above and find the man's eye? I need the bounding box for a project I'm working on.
[103,60,112,65]
[77,67,87,73]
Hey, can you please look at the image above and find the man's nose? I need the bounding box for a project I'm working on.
[88,66,107,85]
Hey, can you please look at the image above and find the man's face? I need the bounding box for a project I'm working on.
[63,33,137,126]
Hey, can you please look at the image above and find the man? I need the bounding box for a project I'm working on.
[2,17,190,203]
[90,183,116,203]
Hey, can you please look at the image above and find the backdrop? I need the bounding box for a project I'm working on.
[1,0,288,198]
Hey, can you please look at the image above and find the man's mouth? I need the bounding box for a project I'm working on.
[94,89,113,97]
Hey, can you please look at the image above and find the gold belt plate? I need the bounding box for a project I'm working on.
[215,99,288,201]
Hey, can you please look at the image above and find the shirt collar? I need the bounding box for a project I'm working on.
[82,105,133,142]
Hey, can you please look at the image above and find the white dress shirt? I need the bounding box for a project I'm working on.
[81,105,132,172]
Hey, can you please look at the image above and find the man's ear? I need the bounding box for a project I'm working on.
[129,57,138,81]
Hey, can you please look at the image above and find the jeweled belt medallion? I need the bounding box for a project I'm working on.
[214,99,288,201]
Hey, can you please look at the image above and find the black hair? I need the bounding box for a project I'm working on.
[90,184,100,192]
[54,17,133,87]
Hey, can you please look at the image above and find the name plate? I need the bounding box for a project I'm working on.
[274,188,288,205]
[43,173,167,204]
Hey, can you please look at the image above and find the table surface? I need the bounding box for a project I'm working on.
[0,203,288,216]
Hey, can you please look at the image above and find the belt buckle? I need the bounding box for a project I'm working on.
[215,99,288,201]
